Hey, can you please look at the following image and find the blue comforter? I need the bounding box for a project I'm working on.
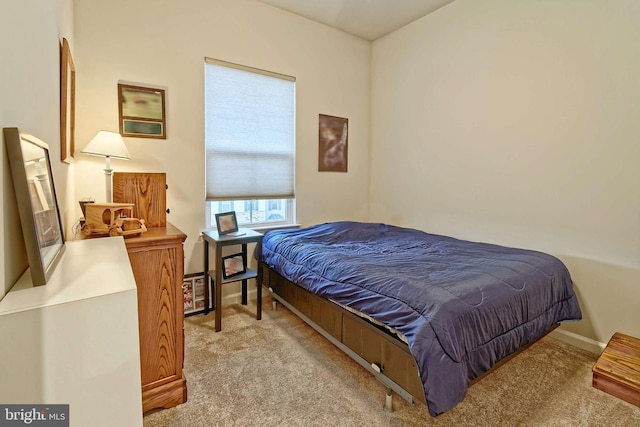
[261,222,582,416]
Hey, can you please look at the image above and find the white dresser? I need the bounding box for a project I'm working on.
[0,237,143,427]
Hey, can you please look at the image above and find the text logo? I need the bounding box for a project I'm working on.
[0,405,68,426]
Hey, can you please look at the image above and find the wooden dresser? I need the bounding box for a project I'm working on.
[113,172,187,412]
[124,224,187,413]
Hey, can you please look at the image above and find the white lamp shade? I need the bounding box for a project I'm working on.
[82,131,130,160]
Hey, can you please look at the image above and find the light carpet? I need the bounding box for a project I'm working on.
[143,296,640,426]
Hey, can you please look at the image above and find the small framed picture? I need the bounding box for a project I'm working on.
[182,272,210,316]
[215,211,238,235]
[118,83,166,139]
[222,253,246,279]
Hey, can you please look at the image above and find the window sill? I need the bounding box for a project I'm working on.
[251,223,301,232]
[203,224,301,235]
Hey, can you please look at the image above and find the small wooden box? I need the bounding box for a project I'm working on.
[592,332,640,407]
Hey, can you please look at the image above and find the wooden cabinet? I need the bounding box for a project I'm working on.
[125,224,187,413]
[112,171,185,412]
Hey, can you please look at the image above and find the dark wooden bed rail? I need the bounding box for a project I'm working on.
[263,264,426,405]
[262,263,560,411]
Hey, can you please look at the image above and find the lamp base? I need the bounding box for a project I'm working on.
[104,168,113,203]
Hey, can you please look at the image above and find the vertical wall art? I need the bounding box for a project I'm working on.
[318,114,348,172]
[60,38,75,163]
[118,83,166,138]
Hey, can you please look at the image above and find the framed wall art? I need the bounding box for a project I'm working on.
[118,83,166,138]
[4,128,66,286]
[319,114,348,172]
[60,38,75,163]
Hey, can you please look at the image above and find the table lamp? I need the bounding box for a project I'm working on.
[81,131,130,202]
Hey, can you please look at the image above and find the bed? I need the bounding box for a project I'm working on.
[260,221,582,416]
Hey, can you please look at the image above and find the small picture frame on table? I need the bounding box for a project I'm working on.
[215,211,238,235]
[222,253,246,279]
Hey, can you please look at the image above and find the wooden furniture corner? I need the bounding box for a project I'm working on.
[125,224,188,413]
[593,332,640,407]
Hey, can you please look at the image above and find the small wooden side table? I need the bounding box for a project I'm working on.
[202,228,263,332]
[593,332,640,407]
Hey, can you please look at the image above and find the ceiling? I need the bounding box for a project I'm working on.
[256,0,457,41]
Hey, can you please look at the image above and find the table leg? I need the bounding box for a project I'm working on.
[241,279,248,305]
[203,237,211,315]
[215,243,223,332]
[257,278,262,320]
[257,240,262,320]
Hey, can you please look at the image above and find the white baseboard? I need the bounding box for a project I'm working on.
[549,329,606,354]
[222,289,258,306]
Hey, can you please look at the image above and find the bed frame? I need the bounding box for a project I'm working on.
[262,264,558,411]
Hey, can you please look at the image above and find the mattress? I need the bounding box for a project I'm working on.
[261,221,582,415]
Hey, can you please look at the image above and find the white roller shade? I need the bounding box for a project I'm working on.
[204,58,295,201]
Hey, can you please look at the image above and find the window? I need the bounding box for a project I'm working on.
[268,200,281,211]
[207,199,293,228]
[244,200,259,212]
[204,58,296,229]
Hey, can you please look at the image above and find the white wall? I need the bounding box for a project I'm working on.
[371,0,640,345]
[0,0,74,299]
[6,0,633,350]
[73,0,371,275]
